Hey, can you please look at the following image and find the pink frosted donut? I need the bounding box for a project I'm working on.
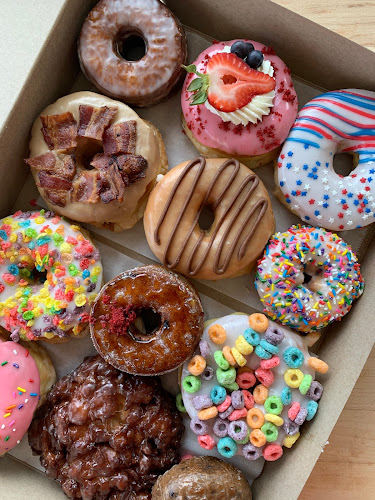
[181,40,298,168]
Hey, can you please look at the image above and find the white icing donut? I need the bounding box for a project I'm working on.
[181,313,328,464]
[255,226,364,332]
[276,89,375,230]
[0,210,103,341]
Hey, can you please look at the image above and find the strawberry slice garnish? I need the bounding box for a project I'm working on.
[206,52,276,112]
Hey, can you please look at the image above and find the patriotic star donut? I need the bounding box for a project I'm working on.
[275,89,375,231]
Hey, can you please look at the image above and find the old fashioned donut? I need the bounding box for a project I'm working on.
[0,210,103,342]
[276,89,375,230]
[90,265,204,375]
[181,40,298,168]
[29,355,183,499]
[180,313,329,465]
[25,91,167,231]
[255,226,364,333]
[0,337,55,455]
[144,157,275,280]
[78,0,187,106]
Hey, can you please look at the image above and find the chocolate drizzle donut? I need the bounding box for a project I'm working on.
[144,157,275,280]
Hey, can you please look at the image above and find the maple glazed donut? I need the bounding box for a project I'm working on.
[25,91,167,231]
[78,0,187,106]
[181,40,298,168]
[0,210,103,342]
[276,89,375,230]
[255,226,364,333]
[90,265,204,375]
[144,157,275,280]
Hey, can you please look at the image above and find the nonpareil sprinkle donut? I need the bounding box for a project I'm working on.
[0,210,103,341]
[276,89,375,231]
[255,226,364,333]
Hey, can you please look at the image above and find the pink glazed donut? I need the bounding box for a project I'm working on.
[181,40,298,168]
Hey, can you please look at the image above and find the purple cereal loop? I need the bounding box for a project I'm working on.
[200,366,214,381]
[10,328,20,342]
[190,417,208,436]
[283,418,300,436]
[295,407,308,425]
[243,443,262,460]
[192,394,213,411]
[264,326,284,346]
[213,417,229,438]
[87,282,96,292]
[199,340,211,358]
[231,390,245,410]
[307,381,323,401]
[219,405,234,420]
[228,420,247,441]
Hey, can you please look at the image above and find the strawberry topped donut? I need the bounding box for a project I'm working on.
[181,40,298,168]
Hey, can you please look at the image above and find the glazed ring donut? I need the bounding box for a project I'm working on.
[144,157,275,280]
[255,226,364,333]
[276,89,375,231]
[78,0,187,106]
[90,265,204,375]
[0,210,103,342]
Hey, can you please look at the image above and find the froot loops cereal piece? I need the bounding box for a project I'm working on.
[255,225,364,333]
[0,210,102,341]
[181,313,328,465]
[248,313,268,333]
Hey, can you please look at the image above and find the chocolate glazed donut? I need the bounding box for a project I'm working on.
[78,0,188,106]
[90,265,204,375]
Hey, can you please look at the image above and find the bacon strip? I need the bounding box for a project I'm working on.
[78,105,117,141]
[45,190,68,207]
[40,112,77,151]
[115,154,148,186]
[25,152,76,182]
[37,171,72,191]
[90,154,125,203]
[103,121,137,155]
[72,171,100,203]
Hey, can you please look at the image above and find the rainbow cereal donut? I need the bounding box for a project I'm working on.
[255,226,364,333]
[0,210,103,341]
[180,313,329,463]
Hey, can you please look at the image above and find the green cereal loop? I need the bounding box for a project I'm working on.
[53,233,64,246]
[176,393,186,412]
[261,422,278,442]
[264,395,283,415]
[182,375,201,394]
[91,275,98,283]
[25,228,37,239]
[235,431,249,444]
[69,264,78,276]
[214,350,230,370]
[216,366,236,385]
[22,311,34,320]
[299,374,313,395]
[221,381,239,391]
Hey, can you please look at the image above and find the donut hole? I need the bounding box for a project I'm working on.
[128,307,162,342]
[32,268,48,285]
[76,138,103,170]
[303,272,312,285]
[198,205,215,231]
[333,152,356,177]
[114,29,147,62]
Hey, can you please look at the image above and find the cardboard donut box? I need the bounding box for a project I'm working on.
[1,0,375,498]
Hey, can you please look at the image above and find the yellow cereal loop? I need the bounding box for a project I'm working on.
[231,347,246,367]
[283,432,301,448]
[75,294,87,307]
[284,369,304,388]
[45,297,54,309]
[75,286,85,294]
[44,332,55,340]
[39,288,49,298]
[9,233,17,243]
[71,225,81,232]
[34,216,45,224]
[235,335,253,355]
[3,217,13,225]
[92,266,101,276]
[60,242,72,254]
[265,414,284,426]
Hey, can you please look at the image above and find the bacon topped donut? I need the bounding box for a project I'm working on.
[26,91,167,231]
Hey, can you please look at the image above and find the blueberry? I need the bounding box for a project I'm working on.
[230,41,254,59]
[246,50,264,69]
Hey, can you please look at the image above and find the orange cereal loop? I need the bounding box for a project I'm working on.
[247,408,265,429]
[188,355,206,376]
[222,346,236,366]
[237,366,253,375]
[253,384,268,404]
[198,406,218,421]
[308,357,329,374]
[208,324,227,344]
[250,429,267,447]
[248,313,269,333]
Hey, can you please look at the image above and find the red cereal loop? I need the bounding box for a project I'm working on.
[260,355,280,370]
[242,390,254,410]
[255,368,274,388]
[80,258,90,270]
[236,371,256,389]
[288,402,301,421]
[66,236,78,245]
[217,395,231,413]
[263,444,283,461]
[198,434,216,450]
[228,408,247,421]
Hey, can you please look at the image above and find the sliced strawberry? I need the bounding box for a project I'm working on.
[206,52,276,112]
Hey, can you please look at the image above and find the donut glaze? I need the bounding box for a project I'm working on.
[0,340,40,455]
[255,226,364,332]
[276,89,375,230]
[144,157,275,280]
[181,40,298,159]
[78,0,187,106]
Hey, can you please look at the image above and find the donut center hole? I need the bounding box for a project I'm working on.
[303,272,312,285]
[115,30,147,62]
[198,205,215,231]
[128,308,161,342]
[76,138,103,170]
[333,152,355,177]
